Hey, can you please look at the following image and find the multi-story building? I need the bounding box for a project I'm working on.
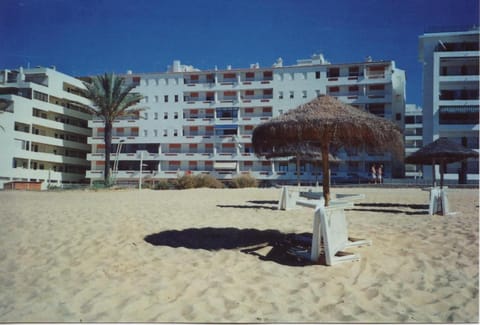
[0,67,92,189]
[419,26,479,183]
[86,54,406,186]
[404,104,424,179]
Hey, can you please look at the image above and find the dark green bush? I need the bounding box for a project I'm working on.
[153,179,173,190]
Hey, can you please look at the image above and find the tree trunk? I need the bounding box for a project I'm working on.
[321,143,330,206]
[104,121,113,186]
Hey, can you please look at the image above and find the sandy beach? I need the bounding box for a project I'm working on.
[0,186,478,323]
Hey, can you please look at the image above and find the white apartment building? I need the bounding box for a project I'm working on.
[404,104,423,179]
[86,55,406,185]
[419,27,479,183]
[0,67,92,189]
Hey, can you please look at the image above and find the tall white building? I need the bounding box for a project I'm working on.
[419,27,479,183]
[86,55,406,186]
[404,104,423,179]
[0,67,92,189]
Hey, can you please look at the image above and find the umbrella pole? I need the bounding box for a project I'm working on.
[440,161,445,189]
[432,159,436,187]
[321,144,330,206]
[296,154,300,187]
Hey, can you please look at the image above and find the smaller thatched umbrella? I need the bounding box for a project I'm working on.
[253,95,404,206]
[405,137,478,188]
[263,141,339,186]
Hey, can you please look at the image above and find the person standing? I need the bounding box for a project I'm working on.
[371,164,377,184]
[377,164,383,184]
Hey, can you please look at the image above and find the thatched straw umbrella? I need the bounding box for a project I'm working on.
[252,95,404,206]
[405,137,478,188]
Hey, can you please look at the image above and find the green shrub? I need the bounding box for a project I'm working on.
[230,173,258,188]
[153,179,173,190]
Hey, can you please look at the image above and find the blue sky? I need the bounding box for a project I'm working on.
[0,0,478,106]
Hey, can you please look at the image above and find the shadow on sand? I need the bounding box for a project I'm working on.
[347,202,430,215]
[144,227,318,267]
[216,200,279,210]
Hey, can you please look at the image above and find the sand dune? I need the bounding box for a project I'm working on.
[0,187,478,323]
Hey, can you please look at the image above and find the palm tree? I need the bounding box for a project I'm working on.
[83,73,144,186]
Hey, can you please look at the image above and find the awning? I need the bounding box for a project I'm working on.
[439,105,479,113]
[214,161,237,170]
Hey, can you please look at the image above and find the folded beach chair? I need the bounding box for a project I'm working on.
[311,201,372,265]
[427,186,456,216]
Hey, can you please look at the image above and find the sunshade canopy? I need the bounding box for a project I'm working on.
[252,95,404,205]
[252,95,404,159]
[405,137,478,165]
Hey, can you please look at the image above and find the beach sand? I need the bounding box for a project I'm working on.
[0,186,478,323]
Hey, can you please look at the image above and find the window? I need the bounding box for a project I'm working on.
[439,106,479,125]
[163,129,168,137]
[279,91,283,99]
[348,66,360,77]
[155,96,159,102]
[175,95,179,102]
[315,71,321,79]
[144,113,148,120]
[144,96,149,103]
[216,107,238,118]
[164,95,168,103]
[328,86,339,93]
[290,91,294,99]
[263,71,273,80]
[174,112,178,119]
[349,85,359,92]
[396,113,402,121]
[405,116,415,124]
[33,91,48,102]
[174,129,178,136]
[302,90,307,98]
[144,130,148,137]
[369,84,385,91]
[154,113,158,120]
[154,130,158,137]
[164,112,168,119]
[327,68,340,78]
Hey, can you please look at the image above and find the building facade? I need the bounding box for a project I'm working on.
[404,104,424,179]
[0,67,92,189]
[419,27,480,183]
[86,55,406,186]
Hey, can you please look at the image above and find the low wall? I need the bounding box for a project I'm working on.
[3,181,43,191]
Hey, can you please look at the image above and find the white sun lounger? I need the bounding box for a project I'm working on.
[424,186,456,216]
[310,201,371,265]
[278,186,365,211]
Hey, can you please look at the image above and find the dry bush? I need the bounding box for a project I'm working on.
[230,173,258,188]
